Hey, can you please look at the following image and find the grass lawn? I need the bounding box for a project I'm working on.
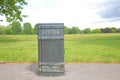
[0,33,120,63]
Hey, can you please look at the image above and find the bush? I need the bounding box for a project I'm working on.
[92,28,101,33]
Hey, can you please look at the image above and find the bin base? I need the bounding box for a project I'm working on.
[38,63,64,76]
[39,72,64,76]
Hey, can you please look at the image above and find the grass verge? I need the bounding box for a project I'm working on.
[0,33,120,63]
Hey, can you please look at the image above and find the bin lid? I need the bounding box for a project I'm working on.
[38,23,64,29]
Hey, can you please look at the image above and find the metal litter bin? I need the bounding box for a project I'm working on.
[38,23,64,76]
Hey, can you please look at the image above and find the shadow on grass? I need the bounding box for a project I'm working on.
[26,64,39,76]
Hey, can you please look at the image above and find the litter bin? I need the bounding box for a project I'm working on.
[38,23,64,76]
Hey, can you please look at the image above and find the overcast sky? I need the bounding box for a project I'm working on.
[1,0,120,29]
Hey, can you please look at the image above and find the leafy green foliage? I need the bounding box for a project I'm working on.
[23,22,33,34]
[64,26,71,34]
[116,28,120,33]
[34,24,39,34]
[70,26,80,34]
[101,27,112,33]
[0,0,27,22]
[5,26,14,34]
[92,28,101,33]
[111,27,117,33]
[12,21,22,34]
[83,28,91,34]
[0,25,120,35]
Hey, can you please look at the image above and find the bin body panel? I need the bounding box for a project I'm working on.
[41,39,64,63]
[38,23,64,76]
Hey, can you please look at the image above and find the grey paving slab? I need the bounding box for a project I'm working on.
[0,63,120,80]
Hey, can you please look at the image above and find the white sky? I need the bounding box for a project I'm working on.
[1,0,120,29]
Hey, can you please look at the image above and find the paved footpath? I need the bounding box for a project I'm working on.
[0,63,120,80]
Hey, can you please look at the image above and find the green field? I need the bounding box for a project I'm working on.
[0,33,120,63]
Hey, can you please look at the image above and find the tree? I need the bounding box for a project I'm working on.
[83,28,91,34]
[23,22,33,34]
[101,27,112,33]
[11,21,22,34]
[0,0,27,22]
[92,28,101,33]
[70,26,80,34]
[116,28,120,33]
[64,26,71,34]
[111,27,117,33]
[34,24,39,34]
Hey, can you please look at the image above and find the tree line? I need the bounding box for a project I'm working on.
[0,21,38,35]
[0,21,120,35]
[64,26,120,34]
